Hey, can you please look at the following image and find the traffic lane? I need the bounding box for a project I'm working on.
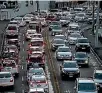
[0,26,27,93]
[48,30,101,93]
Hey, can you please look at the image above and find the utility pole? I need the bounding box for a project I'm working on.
[92,1,95,35]
[95,1,100,48]
[36,0,39,12]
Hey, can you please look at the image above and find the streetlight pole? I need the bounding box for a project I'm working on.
[92,1,95,35]
[95,1,100,48]
[36,0,39,12]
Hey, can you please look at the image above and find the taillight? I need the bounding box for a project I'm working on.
[28,50,32,54]
[10,79,13,82]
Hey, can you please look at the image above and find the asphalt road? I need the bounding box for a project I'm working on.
[45,22,102,93]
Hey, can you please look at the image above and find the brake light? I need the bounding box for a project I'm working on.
[28,50,32,54]
[28,43,31,47]
[10,79,13,82]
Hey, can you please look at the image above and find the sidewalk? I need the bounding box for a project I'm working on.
[83,28,102,61]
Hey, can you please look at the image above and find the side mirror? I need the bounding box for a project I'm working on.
[74,86,76,90]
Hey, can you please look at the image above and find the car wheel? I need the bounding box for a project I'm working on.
[61,73,64,80]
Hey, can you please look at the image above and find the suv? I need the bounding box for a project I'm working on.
[60,61,80,80]
[74,78,98,93]
[75,38,90,52]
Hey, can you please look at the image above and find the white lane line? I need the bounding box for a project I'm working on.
[22,89,24,93]
[23,48,24,51]
[22,66,23,69]
[22,76,24,81]
[23,41,24,44]
[23,34,24,37]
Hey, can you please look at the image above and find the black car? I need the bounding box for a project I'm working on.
[75,38,90,52]
[60,61,80,80]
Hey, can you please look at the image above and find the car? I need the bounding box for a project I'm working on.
[68,33,82,45]
[56,46,72,60]
[74,52,89,67]
[46,14,57,21]
[6,24,19,39]
[25,29,36,40]
[54,35,67,43]
[27,88,45,93]
[14,16,26,26]
[93,69,102,90]
[74,78,98,93]
[75,38,90,52]
[49,21,61,31]
[27,46,44,55]
[60,60,80,80]
[37,18,47,27]
[0,72,14,88]
[27,52,45,69]
[6,38,20,50]
[9,20,19,28]
[29,39,45,49]
[51,38,65,51]
[30,33,43,40]
[67,22,80,35]
[23,14,34,23]
[29,75,49,92]
[75,13,86,22]
[2,51,18,63]
[27,68,45,83]
[2,59,19,77]
[51,25,63,36]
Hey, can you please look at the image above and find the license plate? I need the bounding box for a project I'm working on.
[82,47,85,49]
[69,74,73,77]
[37,84,41,87]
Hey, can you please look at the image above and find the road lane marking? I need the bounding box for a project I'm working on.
[22,76,24,81]
[22,66,23,69]
[23,41,24,44]
[22,90,24,93]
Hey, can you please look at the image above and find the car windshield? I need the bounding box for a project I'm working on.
[3,62,15,67]
[10,22,18,24]
[94,73,102,79]
[52,26,61,30]
[31,41,43,46]
[76,53,87,58]
[58,48,70,52]
[29,69,43,75]
[29,57,42,62]
[0,73,11,78]
[78,39,88,43]
[3,52,16,58]
[14,17,22,21]
[78,83,96,91]
[32,77,46,83]
[63,62,77,68]
[70,34,81,38]
[54,36,65,40]
[53,39,65,44]
[51,22,60,25]
[69,26,79,31]
[31,35,42,38]
[29,24,36,29]
[7,26,17,30]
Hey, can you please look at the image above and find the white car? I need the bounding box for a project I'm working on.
[23,14,34,23]
[68,33,82,44]
[9,20,19,28]
[29,75,49,92]
[56,46,72,60]
[25,29,37,40]
[37,18,47,27]
[30,33,43,40]
[0,72,14,88]
[2,59,19,77]
[14,16,26,26]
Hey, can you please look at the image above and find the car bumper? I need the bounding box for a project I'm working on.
[0,83,14,87]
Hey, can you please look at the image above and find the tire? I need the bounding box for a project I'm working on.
[61,73,64,80]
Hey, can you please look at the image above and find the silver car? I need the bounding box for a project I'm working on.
[0,72,14,88]
[56,46,72,60]
[68,33,82,44]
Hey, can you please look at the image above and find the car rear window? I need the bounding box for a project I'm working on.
[0,73,11,78]
[31,41,43,46]
[7,26,17,30]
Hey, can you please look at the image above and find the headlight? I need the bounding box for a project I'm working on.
[95,83,99,85]
[85,60,88,64]
[58,54,61,57]
[76,70,80,73]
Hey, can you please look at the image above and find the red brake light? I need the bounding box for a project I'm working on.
[10,79,13,82]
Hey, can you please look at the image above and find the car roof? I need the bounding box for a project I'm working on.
[53,38,64,41]
[64,60,77,63]
[31,39,43,42]
[29,21,39,24]
[29,88,44,92]
[78,37,87,40]
[69,23,79,27]
[0,72,11,74]
[58,46,69,49]
[78,78,94,83]
[32,75,46,79]
[55,35,64,37]
[10,20,18,22]
[95,70,102,73]
[8,24,18,27]
[27,30,36,32]
[29,68,43,70]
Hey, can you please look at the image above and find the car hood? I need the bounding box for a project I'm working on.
[69,37,77,40]
[52,29,62,32]
[77,43,90,46]
[57,52,72,55]
[94,79,102,83]
[63,68,79,71]
[78,91,97,93]
[75,58,87,61]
